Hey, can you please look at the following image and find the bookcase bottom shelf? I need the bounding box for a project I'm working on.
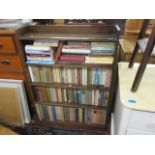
[35,101,109,110]
[33,120,108,134]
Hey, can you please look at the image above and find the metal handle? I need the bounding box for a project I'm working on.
[0,59,11,65]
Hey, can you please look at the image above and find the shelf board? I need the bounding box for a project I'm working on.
[35,120,106,132]
[30,82,110,90]
[138,38,155,56]
[26,62,112,68]
[35,101,108,110]
[19,32,117,42]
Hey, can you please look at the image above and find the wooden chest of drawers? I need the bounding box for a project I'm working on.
[0,28,34,124]
[0,36,16,54]
[0,34,24,78]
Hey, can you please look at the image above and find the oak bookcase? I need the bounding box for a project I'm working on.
[19,25,120,134]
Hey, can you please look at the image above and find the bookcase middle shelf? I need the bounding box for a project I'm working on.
[30,82,110,90]
[35,101,109,110]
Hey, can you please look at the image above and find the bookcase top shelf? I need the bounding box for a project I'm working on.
[19,25,119,41]
[19,33,117,42]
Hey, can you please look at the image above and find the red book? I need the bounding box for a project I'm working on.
[59,55,85,62]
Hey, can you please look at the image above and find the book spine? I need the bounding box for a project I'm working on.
[47,106,54,121]
[28,65,34,82]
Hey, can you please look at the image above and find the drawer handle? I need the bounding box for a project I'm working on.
[0,59,11,65]
[0,43,3,48]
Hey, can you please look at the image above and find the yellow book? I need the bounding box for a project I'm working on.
[78,108,83,123]
[85,56,113,64]
[47,106,53,121]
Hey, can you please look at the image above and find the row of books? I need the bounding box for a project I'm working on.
[33,87,109,106]
[36,104,106,125]
[59,41,115,64]
[25,40,115,65]
[25,39,59,64]
[28,65,111,86]
[61,41,115,55]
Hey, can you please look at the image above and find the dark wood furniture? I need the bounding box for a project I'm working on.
[19,25,120,133]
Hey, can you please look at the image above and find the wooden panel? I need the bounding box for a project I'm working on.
[119,38,136,53]
[0,55,23,72]
[119,38,155,63]
[0,72,25,80]
[27,25,117,34]
[0,36,16,54]
[20,33,116,42]
[0,87,23,126]
[124,19,144,39]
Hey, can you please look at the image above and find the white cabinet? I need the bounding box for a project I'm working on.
[112,87,155,135]
[111,62,155,135]
[128,111,155,134]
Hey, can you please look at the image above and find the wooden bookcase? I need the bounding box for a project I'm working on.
[19,25,120,133]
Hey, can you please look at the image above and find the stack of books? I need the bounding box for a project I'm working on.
[25,39,59,64]
[83,42,115,64]
[91,42,115,56]
[59,41,91,63]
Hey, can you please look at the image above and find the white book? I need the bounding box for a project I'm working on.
[25,45,51,51]
[28,65,34,82]
[62,48,91,54]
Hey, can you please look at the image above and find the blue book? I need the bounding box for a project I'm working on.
[88,90,92,105]
[94,68,98,85]
[76,90,80,103]
[51,106,56,121]
[41,105,48,120]
[81,90,85,104]
[87,109,91,124]
[26,60,54,64]
[91,49,114,53]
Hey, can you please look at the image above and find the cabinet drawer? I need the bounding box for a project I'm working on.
[128,110,155,134]
[0,36,16,53]
[0,55,23,72]
[0,72,25,80]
